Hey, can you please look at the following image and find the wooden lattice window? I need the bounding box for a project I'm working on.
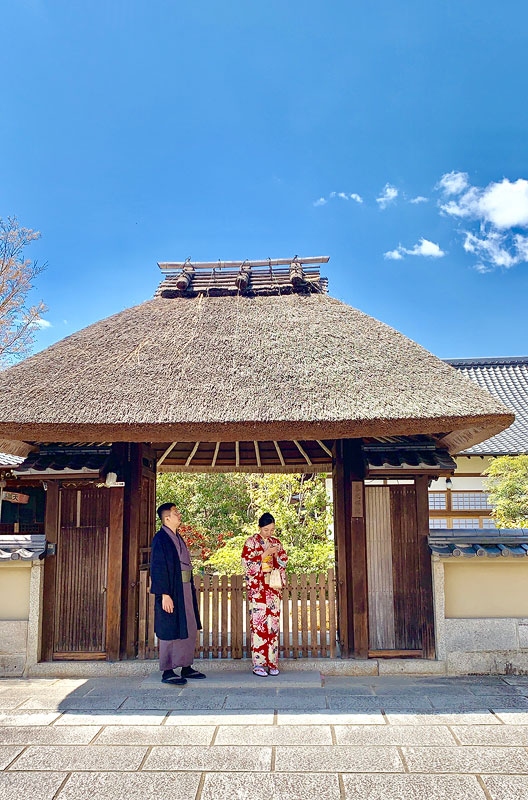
[429,492,447,509]
[451,492,492,510]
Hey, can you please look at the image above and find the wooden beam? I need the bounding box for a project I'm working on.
[293,440,312,466]
[273,441,285,466]
[106,487,124,661]
[159,256,330,271]
[253,441,261,468]
[157,442,177,468]
[316,439,333,457]
[185,441,200,467]
[211,441,220,468]
[120,443,142,659]
[235,441,240,468]
[415,475,436,659]
[41,480,60,661]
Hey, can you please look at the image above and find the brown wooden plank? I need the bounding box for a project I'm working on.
[41,481,60,661]
[369,649,423,658]
[106,487,124,661]
[415,475,436,659]
[327,568,337,658]
[211,574,219,658]
[194,574,202,659]
[290,573,299,658]
[300,574,309,657]
[53,652,106,661]
[319,572,327,658]
[390,485,420,651]
[138,569,147,660]
[202,573,210,659]
[148,583,156,658]
[281,577,290,659]
[309,573,318,657]
[332,441,350,656]
[120,443,142,659]
[220,575,229,657]
[365,485,395,651]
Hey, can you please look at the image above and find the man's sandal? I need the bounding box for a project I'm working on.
[252,666,268,677]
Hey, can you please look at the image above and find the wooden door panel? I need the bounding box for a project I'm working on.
[390,485,420,650]
[53,525,108,654]
[366,486,395,650]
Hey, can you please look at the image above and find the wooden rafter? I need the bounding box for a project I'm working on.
[254,441,261,468]
[211,441,220,468]
[235,441,240,468]
[185,441,200,467]
[294,440,312,466]
[273,441,285,466]
[157,441,177,468]
[159,256,330,271]
[316,439,333,457]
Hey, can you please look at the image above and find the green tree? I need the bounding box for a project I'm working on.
[206,473,334,575]
[484,455,528,528]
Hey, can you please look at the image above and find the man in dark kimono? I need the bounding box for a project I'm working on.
[150,503,206,684]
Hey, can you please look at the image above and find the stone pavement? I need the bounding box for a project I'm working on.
[2,670,528,799]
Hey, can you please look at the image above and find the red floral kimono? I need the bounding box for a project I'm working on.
[241,534,288,669]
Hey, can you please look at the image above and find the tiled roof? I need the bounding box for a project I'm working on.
[429,531,528,558]
[0,534,46,561]
[15,446,111,474]
[446,357,528,455]
[0,452,25,469]
[362,437,456,474]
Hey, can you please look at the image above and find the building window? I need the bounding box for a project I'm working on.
[451,492,492,510]
[482,517,498,529]
[429,518,448,529]
[452,518,480,529]
[429,492,447,509]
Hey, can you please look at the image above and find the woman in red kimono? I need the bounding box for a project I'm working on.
[241,512,288,676]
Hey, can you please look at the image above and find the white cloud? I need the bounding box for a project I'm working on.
[435,171,528,271]
[384,237,445,260]
[384,248,404,260]
[376,183,398,209]
[313,191,363,206]
[409,196,429,204]
[437,170,470,196]
[36,318,52,328]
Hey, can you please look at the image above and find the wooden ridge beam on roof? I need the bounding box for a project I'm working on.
[158,256,330,271]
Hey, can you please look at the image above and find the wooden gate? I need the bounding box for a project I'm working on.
[365,483,432,658]
[139,568,338,659]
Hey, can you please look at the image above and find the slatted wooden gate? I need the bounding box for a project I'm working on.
[139,569,338,659]
[365,484,429,658]
[52,488,110,659]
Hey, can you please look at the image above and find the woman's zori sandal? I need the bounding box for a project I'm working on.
[268,667,280,676]
[252,666,268,677]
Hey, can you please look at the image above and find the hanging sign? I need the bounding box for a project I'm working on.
[2,491,30,504]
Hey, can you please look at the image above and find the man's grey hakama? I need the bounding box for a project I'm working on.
[158,528,198,670]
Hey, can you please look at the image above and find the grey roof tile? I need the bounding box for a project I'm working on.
[446,357,528,455]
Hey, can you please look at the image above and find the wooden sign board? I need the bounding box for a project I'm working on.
[351,481,364,517]
[2,491,30,504]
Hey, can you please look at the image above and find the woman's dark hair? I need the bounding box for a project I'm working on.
[258,512,275,528]
[157,502,176,520]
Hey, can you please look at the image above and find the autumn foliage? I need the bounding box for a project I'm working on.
[0,216,47,366]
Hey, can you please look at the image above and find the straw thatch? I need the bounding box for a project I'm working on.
[0,293,514,451]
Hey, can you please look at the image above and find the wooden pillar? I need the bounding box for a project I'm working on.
[333,439,369,658]
[118,443,157,659]
[41,481,60,662]
[106,486,124,661]
[415,475,436,659]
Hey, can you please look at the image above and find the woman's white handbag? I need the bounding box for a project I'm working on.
[269,568,282,589]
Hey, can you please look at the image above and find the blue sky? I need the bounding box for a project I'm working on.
[2,0,528,359]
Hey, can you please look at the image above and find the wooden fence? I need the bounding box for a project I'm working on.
[138,569,338,659]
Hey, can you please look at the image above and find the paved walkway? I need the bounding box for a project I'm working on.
[2,670,528,798]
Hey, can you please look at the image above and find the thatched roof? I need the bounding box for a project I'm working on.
[0,285,513,452]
